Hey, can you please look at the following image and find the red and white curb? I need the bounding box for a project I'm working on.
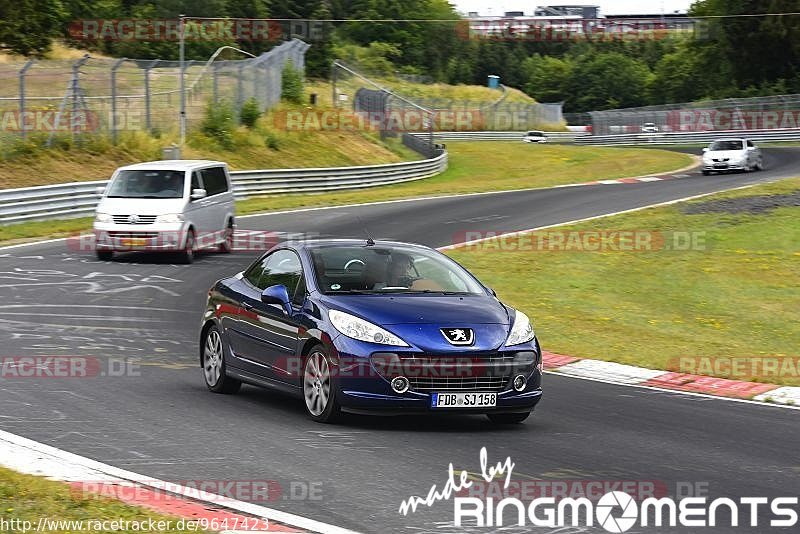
[0,429,359,534]
[542,352,800,407]
[560,157,701,188]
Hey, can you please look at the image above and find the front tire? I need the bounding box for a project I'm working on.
[487,411,531,424]
[303,346,341,423]
[178,229,195,264]
[218,221,234,253]
[702,170,710,176]
[202,326,241,394]
[96,250,113,261]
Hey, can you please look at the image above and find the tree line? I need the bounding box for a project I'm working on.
[0,0,798,112]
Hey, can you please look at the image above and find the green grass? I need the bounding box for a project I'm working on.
[0,121,415,190]
[0,143,692,246]
[235,143,692,215]
[447,177,800,386]
[0,466,209,533]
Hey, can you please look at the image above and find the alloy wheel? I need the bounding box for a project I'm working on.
[304,351,331,416]
[204,329,223,386]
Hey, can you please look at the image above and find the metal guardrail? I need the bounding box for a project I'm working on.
[0,153,448,224]
[576,129,800,146]
[415,131,588,142]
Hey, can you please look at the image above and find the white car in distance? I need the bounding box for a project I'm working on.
[701,139,763,175]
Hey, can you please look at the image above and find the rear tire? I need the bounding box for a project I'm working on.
[202,325,241,394]
[487,412,531,424]
[96,250,113,261]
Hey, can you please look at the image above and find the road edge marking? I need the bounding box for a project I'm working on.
[0,429,361,534]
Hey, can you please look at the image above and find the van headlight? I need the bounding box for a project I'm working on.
[506,310,535,346]
[155,214,184,223]
[329,310,408,346]
[95,213,112,223]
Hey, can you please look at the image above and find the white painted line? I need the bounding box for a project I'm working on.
[636,177,663,182]
[544,370,800,411]
[597,180,623,184]
[0,429,360,534]
[0,156,703,252]
[753,386,800,405]
[555,359,666,385]
[438,184,760,251]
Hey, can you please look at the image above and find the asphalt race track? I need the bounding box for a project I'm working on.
[1,147,798,533]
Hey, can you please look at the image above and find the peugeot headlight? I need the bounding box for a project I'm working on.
[95,212,112,223]
[506,310,535,346]
[155,213,185,223]
[328,310,408,346]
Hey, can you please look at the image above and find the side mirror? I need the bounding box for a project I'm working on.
[95,186,106,198]
[702,148,709,153]
[190,188,207,200]
[261,284,292,315]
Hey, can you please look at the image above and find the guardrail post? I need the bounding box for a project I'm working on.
[18,60,34,140]
[111,58,126,144]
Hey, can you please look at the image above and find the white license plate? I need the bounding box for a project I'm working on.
[431,392,497,408]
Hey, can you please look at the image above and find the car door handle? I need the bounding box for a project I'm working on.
[242,301,254,310]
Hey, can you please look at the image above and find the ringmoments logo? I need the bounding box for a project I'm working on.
[398,447,799,531]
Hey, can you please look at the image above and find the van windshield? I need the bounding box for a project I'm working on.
[106,170,186,199]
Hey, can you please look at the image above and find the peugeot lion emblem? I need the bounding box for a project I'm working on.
[441,327,474,346]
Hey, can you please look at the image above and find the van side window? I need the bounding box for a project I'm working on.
[201,167,229,196]
[191,171,202,192]
[747,140,754,148]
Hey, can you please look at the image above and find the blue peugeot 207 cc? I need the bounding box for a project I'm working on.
[199,239,543,423]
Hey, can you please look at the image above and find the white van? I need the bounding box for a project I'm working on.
[93,160,236,263]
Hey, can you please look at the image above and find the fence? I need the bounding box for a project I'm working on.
[419,131,586,142]
[589,94,800,135]
[0,153,448,224]
[576,128,800,146]
[0,39,309,149]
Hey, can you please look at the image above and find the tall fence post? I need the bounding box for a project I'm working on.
[144,59,158,132]
[18,59,34,140]
[111,58,126,144]
[212,62,219,103]
[237,63,245,113]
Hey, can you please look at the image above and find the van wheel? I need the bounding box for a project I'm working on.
[96,250,113,261]
[218,221,234,253]
[179,230,195,264]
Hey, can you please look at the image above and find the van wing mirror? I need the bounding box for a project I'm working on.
[190,188,207,200]
[702,147,709,153]
[95,186,106,198]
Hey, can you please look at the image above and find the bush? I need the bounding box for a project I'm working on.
[281,61,304,104]
[201,100,235,149]
[239,98,261,128]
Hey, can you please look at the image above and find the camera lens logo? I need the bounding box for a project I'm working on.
[596,491,638,533]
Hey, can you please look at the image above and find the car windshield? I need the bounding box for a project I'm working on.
[709,140,744,151]
[106,170,186,199]
[310,245,485,295]
[527,131,543,136]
